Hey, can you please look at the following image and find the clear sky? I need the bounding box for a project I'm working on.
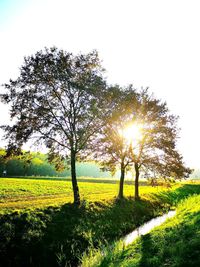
[0,0,200,168]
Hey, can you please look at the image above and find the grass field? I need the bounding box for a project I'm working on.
[0,178,200,267]
[86,193,200,267]
[0,177,163,213]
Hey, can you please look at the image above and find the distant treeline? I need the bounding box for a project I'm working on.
[0,149,112,178]
[190,169,200,180]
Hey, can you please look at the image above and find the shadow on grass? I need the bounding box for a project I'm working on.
[92,186,200,267]
[40,197,164,267]
[0,184,200,267]
[150,184,200,206]
[0,198,164,267]
[137,209,200,267]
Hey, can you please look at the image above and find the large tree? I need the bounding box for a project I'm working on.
[95,87,191,199]
[93,85,139,199]
[0,47,106,204]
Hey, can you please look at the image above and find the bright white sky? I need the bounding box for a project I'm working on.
[0,0,200,169]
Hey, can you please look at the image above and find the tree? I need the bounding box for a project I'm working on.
[18,151,33,176]
[0,47,106,204]
[95,87,191,199]
[93,85,139,199]
[130,89,191,199]
[0,148,6,175]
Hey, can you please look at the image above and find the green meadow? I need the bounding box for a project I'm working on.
[0,177,200,266]
[0,177,160,213]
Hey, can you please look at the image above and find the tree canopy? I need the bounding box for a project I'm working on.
[94,87,191,199]
[0,47,107,204]
[0,47,192,203]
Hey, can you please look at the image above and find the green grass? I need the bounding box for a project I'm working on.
[82,191,200,267]
[0,178,200,266]
[0,177,162,213]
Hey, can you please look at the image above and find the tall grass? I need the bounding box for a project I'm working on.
[0,182,200,266]
[82,191,200,267]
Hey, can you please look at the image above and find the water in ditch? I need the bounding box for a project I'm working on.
[124,210,176,246]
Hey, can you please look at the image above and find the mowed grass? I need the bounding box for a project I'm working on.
[0,177,166,212]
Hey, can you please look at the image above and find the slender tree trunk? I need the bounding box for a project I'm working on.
[118,162,125,199]
[71,150,80,205]
[134,163,140,200]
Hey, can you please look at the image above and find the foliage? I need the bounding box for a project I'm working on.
[95,87,191,199]
[93,85,138,173]
[0,148,6,173]
[0,149,56,176]
[0,148,113,178]
[0,47,107,204]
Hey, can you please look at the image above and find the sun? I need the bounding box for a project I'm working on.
[121,123,143,144]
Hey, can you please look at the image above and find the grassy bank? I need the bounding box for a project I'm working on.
[0,180,200,266]
[82,189,200,267]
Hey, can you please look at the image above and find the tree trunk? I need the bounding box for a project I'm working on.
[71,150,80,205]
[134,162,140,200]
[118,162,125,199]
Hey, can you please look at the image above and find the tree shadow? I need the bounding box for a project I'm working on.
[96,208,200,267]
[0,196,165,267]
[150,184,200,206]
[1,184,200,267]
[138,209,200,267]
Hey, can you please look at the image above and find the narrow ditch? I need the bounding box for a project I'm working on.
[124,210,176,246]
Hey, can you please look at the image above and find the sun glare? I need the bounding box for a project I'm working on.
[121,123,143,144]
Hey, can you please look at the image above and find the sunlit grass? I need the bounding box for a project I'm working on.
[0,177,171,212]
[1,180,200,267]
[81,191,200,267]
